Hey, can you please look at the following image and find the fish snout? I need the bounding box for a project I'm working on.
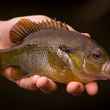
[101,61,110,79]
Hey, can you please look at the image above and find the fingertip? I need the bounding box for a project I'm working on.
[36,77,57,93]
[81,33,91,38]
[85,82,98,96]
[66,82,84,96]
[48,79,57,92]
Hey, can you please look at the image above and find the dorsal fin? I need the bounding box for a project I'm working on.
[37,19,70,31]
[10,18,71,44]
[10,19,40,44]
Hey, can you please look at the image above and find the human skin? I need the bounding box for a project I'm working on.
[0,15,98,96]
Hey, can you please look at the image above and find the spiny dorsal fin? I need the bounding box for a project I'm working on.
[37,19,70,31]
[10,19,40,44]
[10,18,71,44]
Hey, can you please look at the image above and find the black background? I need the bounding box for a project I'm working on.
[0,0,110,110]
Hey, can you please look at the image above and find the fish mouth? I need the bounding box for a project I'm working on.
[101,61,110,80]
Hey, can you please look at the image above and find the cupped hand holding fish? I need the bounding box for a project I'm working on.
[0,15,99,96]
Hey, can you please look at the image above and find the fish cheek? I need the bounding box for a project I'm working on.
[85,60,102,74]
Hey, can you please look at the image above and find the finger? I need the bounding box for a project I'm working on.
[3,67,16,80]
[81,33,91,38]
[66,82,84,96]
[36,76,57,93]
[85,82,98,96]
[16,75,40,91]
[3,67,21,81]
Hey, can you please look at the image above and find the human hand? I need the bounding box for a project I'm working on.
[0,15,98,96]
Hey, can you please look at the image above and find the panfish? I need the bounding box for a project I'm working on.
[0,18,110,84]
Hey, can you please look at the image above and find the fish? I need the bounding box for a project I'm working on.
[0,18,110,84]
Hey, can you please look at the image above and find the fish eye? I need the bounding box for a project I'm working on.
[92,49,102,60]
[92,53,101,59]
[59,45,75,53]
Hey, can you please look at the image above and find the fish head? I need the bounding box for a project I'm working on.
[81,38,110,81]
[55,31,110,82]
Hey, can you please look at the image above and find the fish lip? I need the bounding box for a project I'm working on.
[102,61,110,73]
[101,61,110,80]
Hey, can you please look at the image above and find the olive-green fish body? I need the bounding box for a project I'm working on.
[0,18,110,84]
[0,29,86,83]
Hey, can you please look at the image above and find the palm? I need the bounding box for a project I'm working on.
[0,15,98,96]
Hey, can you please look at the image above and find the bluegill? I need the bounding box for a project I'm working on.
[0,18,110,84]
